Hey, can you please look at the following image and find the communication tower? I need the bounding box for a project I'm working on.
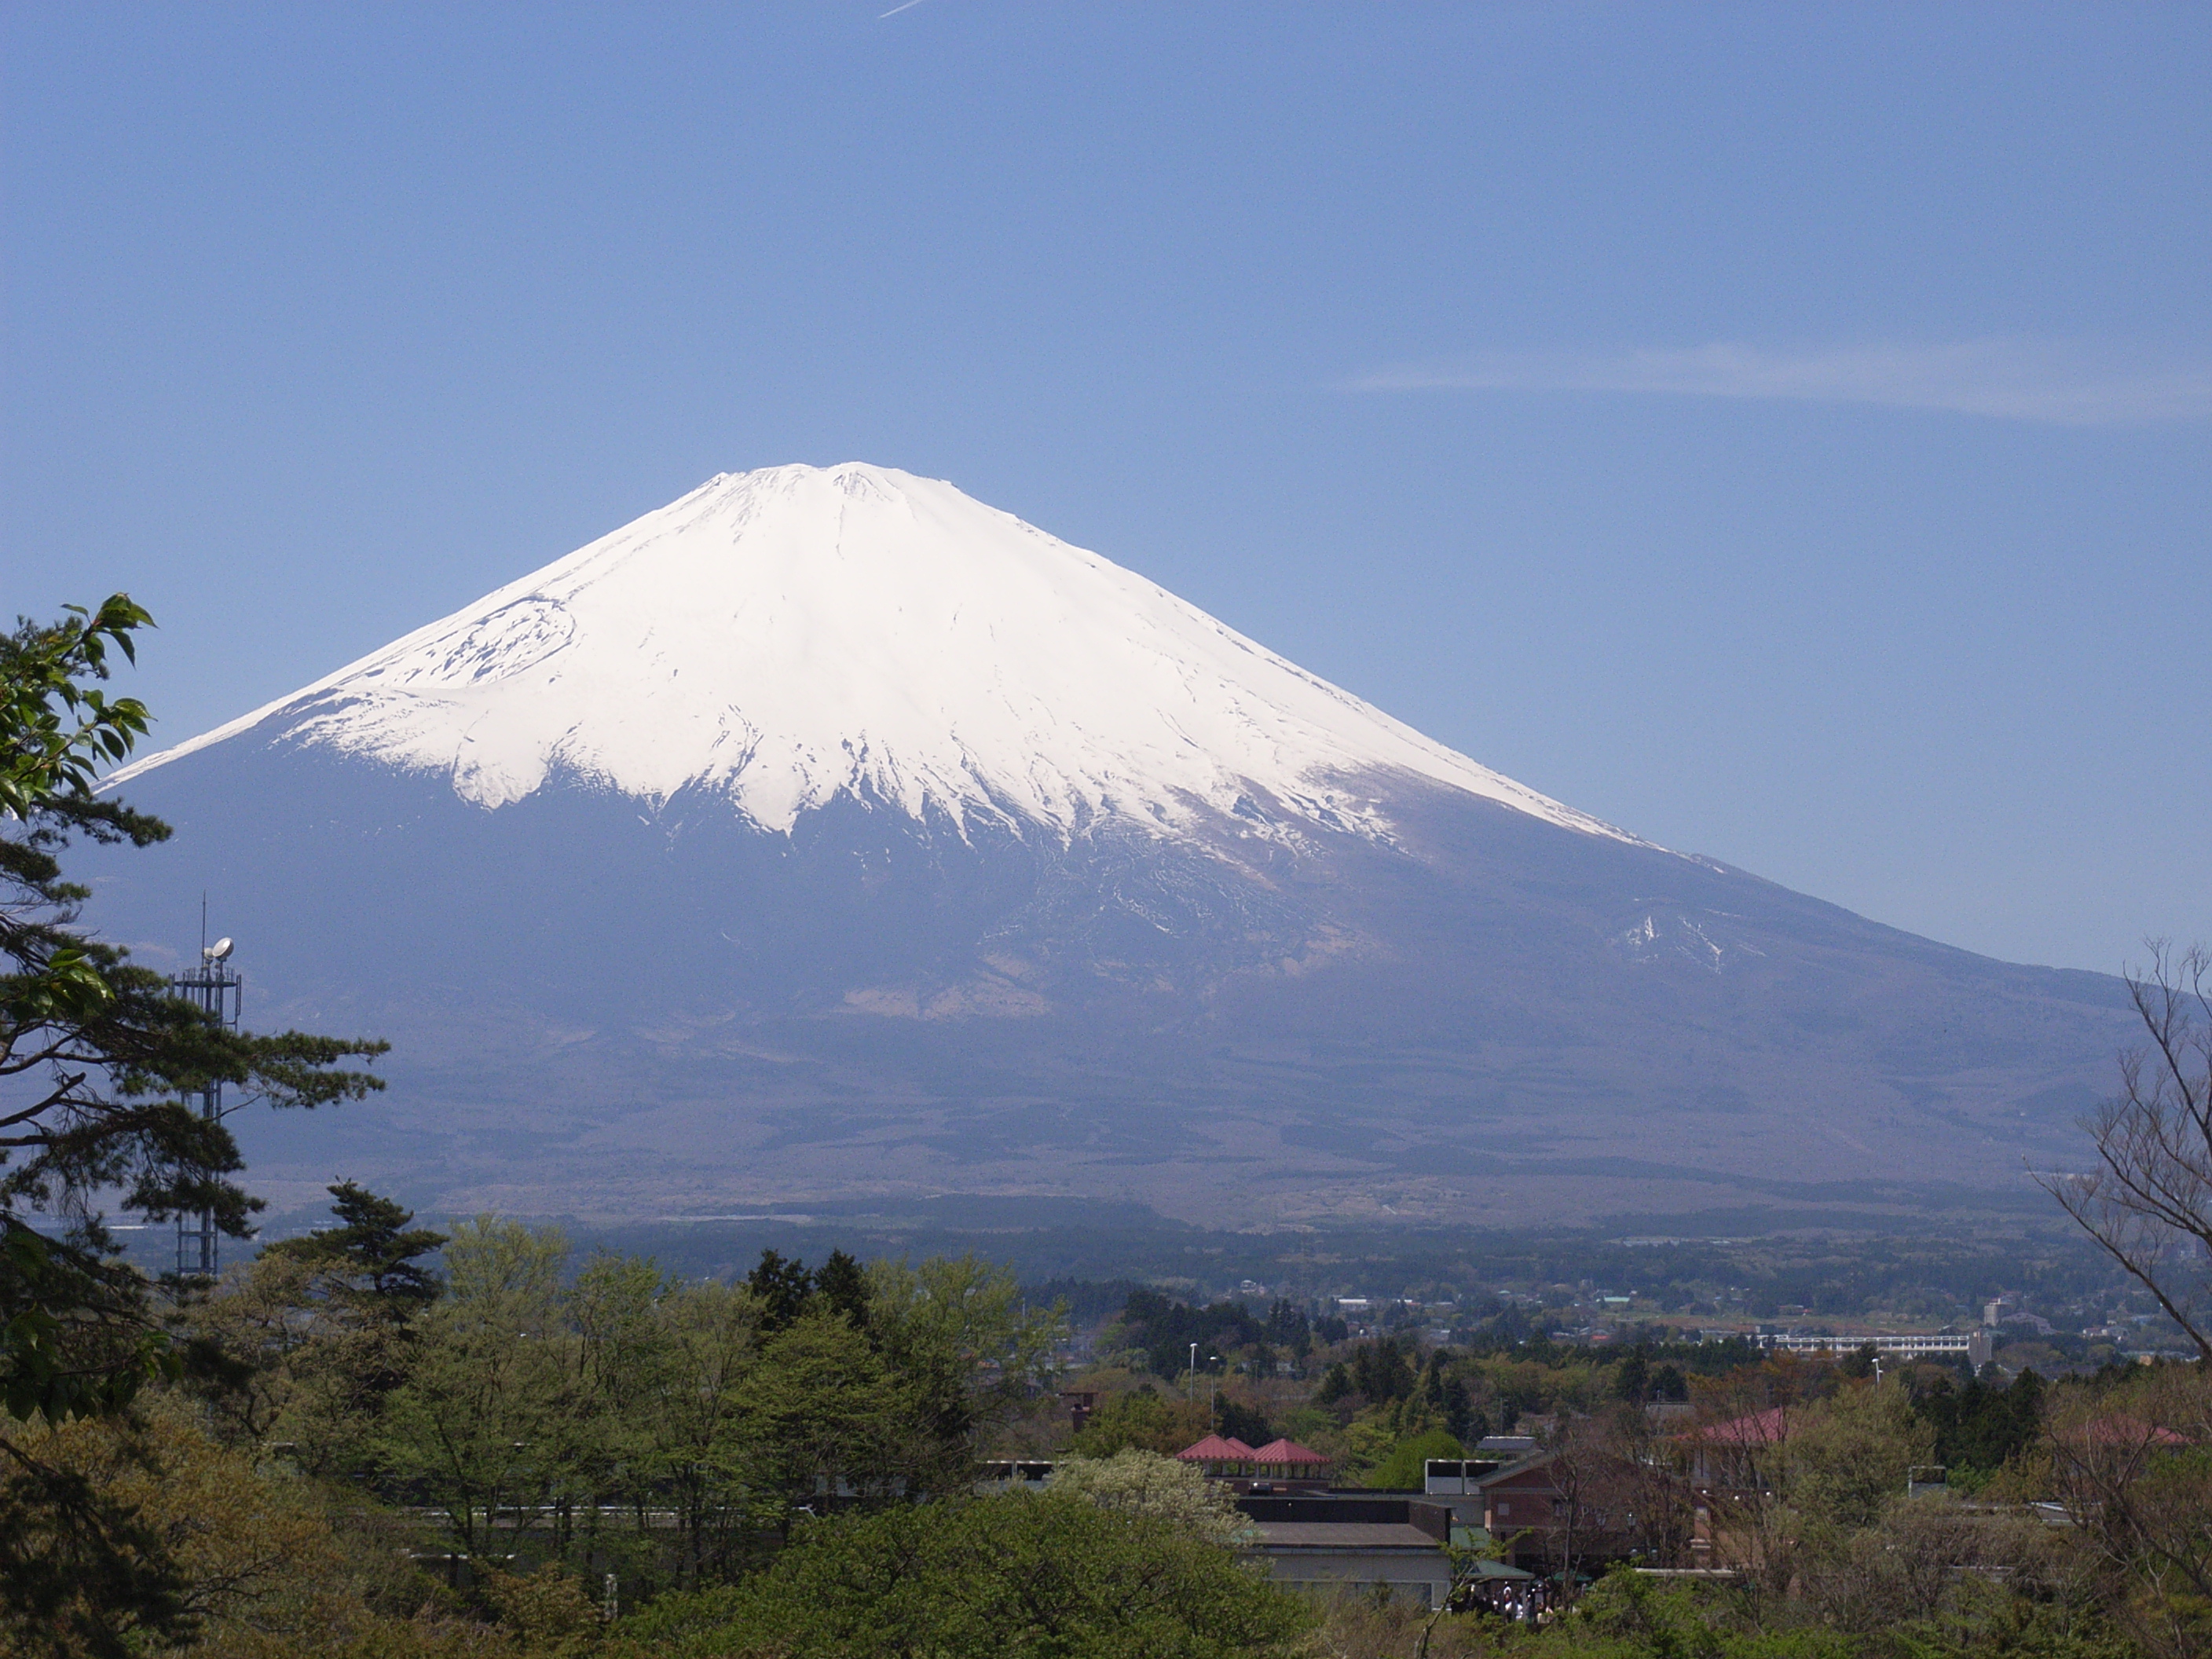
[170,926,241,1277]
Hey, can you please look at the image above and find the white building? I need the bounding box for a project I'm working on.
[1756,1331,1993,1367]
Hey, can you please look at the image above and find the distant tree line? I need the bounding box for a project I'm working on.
[1111,1287,1330,1379]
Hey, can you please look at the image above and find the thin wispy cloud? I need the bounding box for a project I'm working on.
[1355,340,2212,426]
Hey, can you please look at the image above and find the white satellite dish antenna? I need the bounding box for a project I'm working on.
[205,937,234,961]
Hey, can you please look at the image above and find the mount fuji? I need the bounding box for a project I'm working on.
[90,463,2127,1226]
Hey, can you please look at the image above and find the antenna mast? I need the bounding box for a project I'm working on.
[172,925,242,1277]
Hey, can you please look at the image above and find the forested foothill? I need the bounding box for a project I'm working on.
[5,603,2209,1659]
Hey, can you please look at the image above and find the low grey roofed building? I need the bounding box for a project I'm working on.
[1236,1495,1455,1608]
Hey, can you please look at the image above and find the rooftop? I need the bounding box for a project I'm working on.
[1248,1437,1331,1466]
[1247,1522,1444,1551]
[1177,1434,1258,1462]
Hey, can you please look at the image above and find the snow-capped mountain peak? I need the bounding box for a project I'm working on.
[112,463,1630,846]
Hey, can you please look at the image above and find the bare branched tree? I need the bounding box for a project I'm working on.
[2038,941,2212,1361]
[2045,1366,2212,1659]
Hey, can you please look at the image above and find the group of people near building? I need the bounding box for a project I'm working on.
[1459,1576,1558,1624]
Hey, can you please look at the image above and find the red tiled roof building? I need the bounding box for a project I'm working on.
[1250,1437,1331,1469]
[1167,1433,1256,1478]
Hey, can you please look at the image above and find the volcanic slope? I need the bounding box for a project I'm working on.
[90,463,2127,1225]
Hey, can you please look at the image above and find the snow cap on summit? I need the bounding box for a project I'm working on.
[110,463,1631,845]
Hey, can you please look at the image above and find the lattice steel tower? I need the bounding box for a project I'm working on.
[171,928,241,1277]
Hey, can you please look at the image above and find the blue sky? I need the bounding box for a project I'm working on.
[5,3,2207,975]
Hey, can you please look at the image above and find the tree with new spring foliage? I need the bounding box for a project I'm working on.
[624,1491,1313,1659]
